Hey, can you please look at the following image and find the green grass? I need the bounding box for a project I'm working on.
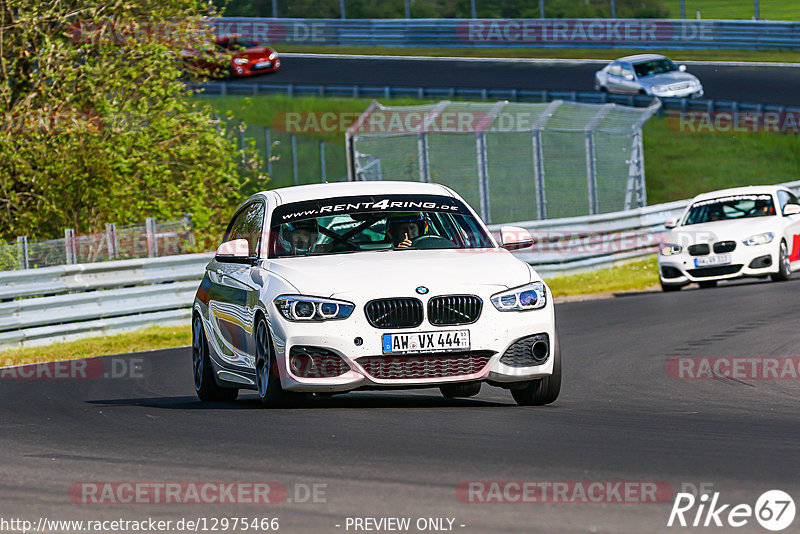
[545,256,659,297]
[642,113,800,205]
[0,325,190,367]
[663,0,800,21]
[277,45,800,64]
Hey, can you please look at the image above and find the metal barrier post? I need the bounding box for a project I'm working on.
[64,229,75,265]
[320,141,327,182]
[16,236,29,270]
[476,132,491,223]
[417,133,430,183]
[146,218,158,258]
[265,127,273,178]
[106,223,118,260]
[532,130,547,219]
[291,134,299,185]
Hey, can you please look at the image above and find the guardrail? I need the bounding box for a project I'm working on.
[5,181,800,348]
[193,82,800,116]
[210,18,800,50]
[0,254,211,349]
[493,179,800,277]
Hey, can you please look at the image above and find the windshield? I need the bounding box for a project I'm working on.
[268,194,494,258]
[683,194,776,225]
[633,58,678,78]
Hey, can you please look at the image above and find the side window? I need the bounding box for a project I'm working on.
[235,202,266,257]
[223,208,249,245]
[223,202,266,256]
[620,64,634,79]
[607,64,622,76]
[779,190,799,211]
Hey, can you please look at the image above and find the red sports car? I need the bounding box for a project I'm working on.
[181,35,281,78]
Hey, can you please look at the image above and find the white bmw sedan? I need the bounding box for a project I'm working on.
[659,186,800,291]
[192,181,560,407]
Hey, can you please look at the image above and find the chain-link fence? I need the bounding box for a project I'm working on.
[0,217,195,271]
[347,99,659,224]
[220,117,348,191]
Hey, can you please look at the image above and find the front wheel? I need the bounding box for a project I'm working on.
[771,241,792,282]
[193,315,238,402]
[511,338,561,406]
[254,317,305,408]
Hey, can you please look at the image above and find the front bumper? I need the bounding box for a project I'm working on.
[659,242,779,285]
[269,299,557,393]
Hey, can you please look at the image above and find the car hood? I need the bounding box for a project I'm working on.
[240,47,275,58]
[638,71,699,87]
[263,249,533,298]
[668,217,778,246]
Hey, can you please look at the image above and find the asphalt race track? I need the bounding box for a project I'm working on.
[3,278,800,533]
[224,54,800,107]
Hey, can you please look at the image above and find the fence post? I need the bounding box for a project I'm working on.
[146,218,158,258]
[754,0,760,20]
[540,0,545,18]
[265,127,273,178]
[64,228,75,265]
[417,133,430,183]
[532,130,547,220]
[271,0,278,17]
[105,223,118,260]
[680,0,686,18]
[320,141,327,182]
[291,134,299,185]
[476,132,491,223]
[470,0,476,18]
[405,0,410,18]
[584,104,612,216]
[340,0,346,19]
[610,0,616,18]
[16,236,29,270]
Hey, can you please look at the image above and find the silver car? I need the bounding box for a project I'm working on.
[594,54,704,99]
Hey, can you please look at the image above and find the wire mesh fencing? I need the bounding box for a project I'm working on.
[347,99,660,224]
[0,217,195,271]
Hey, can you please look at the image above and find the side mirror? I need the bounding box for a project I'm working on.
[664,219,678,229]
[624,73,635,81]
[783,204,800,216]
[215,238,256,264]
[500,226,534,250]
[679,64,687,72]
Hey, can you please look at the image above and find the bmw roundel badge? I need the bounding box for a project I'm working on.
[416,286,429,295]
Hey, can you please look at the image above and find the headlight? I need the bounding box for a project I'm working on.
[268,52,277,60]
[274,295,355,321]
[743,232,775,246]
[233,57,249,65]
[653,85,669,93]
[491,282,546,312]
[660,244,682,256]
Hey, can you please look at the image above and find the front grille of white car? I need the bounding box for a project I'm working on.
[357,351,493,380]
[713,241,736,253]
[428,295,482,326]
[668,82,691,91]
[365,298,424,329]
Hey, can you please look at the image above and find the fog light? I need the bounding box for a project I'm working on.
[531,340,549,362]
[289,356,304,375]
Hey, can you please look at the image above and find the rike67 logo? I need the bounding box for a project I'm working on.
[668,490,796,531]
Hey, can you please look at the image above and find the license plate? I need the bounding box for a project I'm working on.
[694,253,732,267]
[382,330,470,354]
[254,61,272,69]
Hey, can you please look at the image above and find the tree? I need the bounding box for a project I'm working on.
[0,0,263,244]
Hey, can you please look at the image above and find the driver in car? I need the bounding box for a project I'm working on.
[279,219,325,255]
[386,213,427,249]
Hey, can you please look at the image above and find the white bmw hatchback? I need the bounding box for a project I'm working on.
[659,186,800,291]
[192,181,561,407]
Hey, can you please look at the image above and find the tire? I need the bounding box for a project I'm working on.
[192,315,238,402]
[661,282,682,292]
[511,337,561,406]
[698,280,717,289]
[771,241,792,282]
[439,382,481,399]
[254,316,305,408]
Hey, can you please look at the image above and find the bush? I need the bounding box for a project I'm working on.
[0,0,264,244]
